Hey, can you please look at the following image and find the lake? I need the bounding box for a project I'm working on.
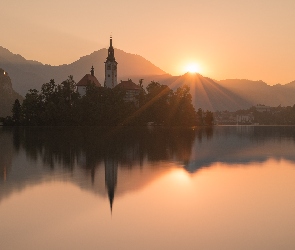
[0,126,295,250]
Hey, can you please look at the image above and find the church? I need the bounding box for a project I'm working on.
[77,37,141,104]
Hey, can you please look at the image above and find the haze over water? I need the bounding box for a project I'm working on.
[1,126,295,249]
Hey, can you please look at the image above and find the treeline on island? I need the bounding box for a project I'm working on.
[244,106,295,125]
[2,76,214,126]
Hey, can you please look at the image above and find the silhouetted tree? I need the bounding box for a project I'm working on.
[12,99,21,125]
[204,110,214,126]
[22,89,42,125]
[197,108,203,126]
[170,85,197,126]
[144,81,172,125]
[5,78,201,127]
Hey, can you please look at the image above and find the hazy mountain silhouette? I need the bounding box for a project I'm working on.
[0,68,23,117]
[0,46,167,95]
[153,73,251,111]
[145,74,295,111]
[218,79,295,107]
[2,45,295,111]
[285,80,295,89]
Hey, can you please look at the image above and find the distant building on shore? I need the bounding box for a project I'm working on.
[255,104,271,112]
[236,114,254,124]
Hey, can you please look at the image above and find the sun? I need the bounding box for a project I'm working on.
[185,63,200,74]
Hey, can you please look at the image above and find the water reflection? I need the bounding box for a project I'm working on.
[11,127,196,169]
[0,126,197,209]
[2,126,295,249]
[186,126,295,172]
[105,158,117,211]
[1,126,295,210]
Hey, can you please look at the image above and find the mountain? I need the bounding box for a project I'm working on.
[142,73,295,111]
[2,45,295,111]
[218,79,295,107]
[285,80,295,89]
[157,76,295,111]
[0,46,167,95]
[151,73,252,111]
[0,68,23,117]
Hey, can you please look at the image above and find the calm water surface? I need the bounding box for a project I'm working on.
[0,126,295,250]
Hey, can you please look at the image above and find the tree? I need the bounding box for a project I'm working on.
[197,108,203,126]
[21,89,42,125]
[41,79,57,102]
[40,79,58,125]
[5,77,202,127]
[12,99,21,125]
[55,75,79,125]
[204,110,214,126]
[170,85,197,126]
[144,81,172,125]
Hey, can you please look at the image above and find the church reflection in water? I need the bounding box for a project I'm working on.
[0,126,197,211]
[2,125,295,211]
[104,158,118,212]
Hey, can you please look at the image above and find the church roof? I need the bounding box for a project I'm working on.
[115,79,141,90]
[77,74,101,87]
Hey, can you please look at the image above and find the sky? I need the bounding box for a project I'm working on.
[2,0,295,84]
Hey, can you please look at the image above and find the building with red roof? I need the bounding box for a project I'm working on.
[77,38,142,106]
[115,79,142,105]
[77,66,101,96]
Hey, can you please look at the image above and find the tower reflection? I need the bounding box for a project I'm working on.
[3,127,196,211]
[104,158,118,212]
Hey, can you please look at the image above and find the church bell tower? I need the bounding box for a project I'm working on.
[104,36,118,88]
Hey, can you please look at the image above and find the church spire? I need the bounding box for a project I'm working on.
[90,66,94,76]
[104,36,118,88]
[107,36,115,62]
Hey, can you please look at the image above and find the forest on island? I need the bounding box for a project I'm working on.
[3,76,214,127]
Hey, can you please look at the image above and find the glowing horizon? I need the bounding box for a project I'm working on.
[2,1,295,84]
[184,63,201,74]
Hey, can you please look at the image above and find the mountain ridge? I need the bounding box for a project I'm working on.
[1,45,295,112]
[0,46,167,95]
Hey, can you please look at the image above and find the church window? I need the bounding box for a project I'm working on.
[107,65,111,70]
[108,74,110,77]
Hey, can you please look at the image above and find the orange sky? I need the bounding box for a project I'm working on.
[2,0,295,84]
